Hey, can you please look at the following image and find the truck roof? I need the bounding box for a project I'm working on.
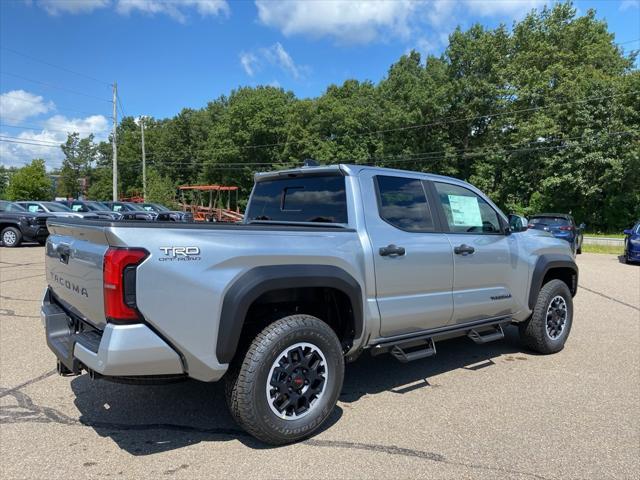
[254,163,471,187]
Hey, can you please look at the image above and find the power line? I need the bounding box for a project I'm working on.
[0,138,61,148]
[230,90,639,151]
[118,128,639,168]
[0,71,111,103]
[0,92,107,117]
[0,134,61,146]
[0,46,110,86]
[0,122,105,135]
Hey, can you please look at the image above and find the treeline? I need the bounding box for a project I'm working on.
[4,3,640,230]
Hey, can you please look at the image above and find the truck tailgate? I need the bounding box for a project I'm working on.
[45,221,110,329]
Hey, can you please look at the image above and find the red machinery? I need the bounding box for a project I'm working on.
[178,184,243,222]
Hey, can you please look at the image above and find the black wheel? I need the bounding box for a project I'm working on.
[576,243,582,255]
[37,238,47,246]
[1,227,22,247]
[519,279,573,354]
[225,314,344,445]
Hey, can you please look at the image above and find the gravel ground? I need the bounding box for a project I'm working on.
[1,247,638,480]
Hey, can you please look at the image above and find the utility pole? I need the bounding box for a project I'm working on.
[111,82,118,201]
[140,116,146,201]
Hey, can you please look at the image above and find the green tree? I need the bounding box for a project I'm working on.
[145,168,178,208]
[0,165,17,199]
[58,133,97,198]
[5,159,52,201]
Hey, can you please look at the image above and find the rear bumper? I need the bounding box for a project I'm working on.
[42,289,184,377]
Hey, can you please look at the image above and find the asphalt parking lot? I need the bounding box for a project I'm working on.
[1,246,638,479]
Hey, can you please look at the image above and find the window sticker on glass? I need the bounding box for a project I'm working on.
[448,194,482,227]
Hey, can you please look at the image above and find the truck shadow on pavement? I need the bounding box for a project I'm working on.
[69,326,530,455]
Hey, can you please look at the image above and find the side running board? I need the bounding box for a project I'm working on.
[390,338,437,363]
[467,325,504,344]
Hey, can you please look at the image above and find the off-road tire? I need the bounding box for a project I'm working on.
[1,227,22,247]
[519,279,573,354]
[224,314,344,445]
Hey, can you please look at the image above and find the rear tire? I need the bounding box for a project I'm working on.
[224,314,344,445]
[1,227,22,247]
[519,279,573,354]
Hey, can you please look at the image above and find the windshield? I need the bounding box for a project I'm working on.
[85,201,110,211]
[126,203,146,211]
[246,175,348,224]
[42,202,72,212]
[0,201,27,212]
[529,217,570,227]
[144,203,170,212]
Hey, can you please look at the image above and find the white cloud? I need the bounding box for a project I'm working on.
[31,0,229,21]
[240,52,258,76]
[620,0,639,11]
[0,114,109,168]
[239,43,307,80]
[255,0,418,44]
[463,0,547,17]
[116,0,229,22]
[0,90,54,123]
[34,0,110,15]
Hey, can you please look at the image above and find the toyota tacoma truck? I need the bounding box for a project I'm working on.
[42,164,578,444]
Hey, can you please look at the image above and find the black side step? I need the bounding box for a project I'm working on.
[390,338,437,363]
[467,325,504,344]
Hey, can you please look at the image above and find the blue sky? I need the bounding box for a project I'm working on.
[1,0,638,168]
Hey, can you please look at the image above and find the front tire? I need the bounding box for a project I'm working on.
[519,279,573,354]
[225,314,344,445]
[1,227,22,247]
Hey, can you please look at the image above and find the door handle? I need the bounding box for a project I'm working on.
[379,244,406,257]
[56,244,71,264]
[454,244,475,255]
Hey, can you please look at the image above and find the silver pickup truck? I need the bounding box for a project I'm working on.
[42,164,578,444]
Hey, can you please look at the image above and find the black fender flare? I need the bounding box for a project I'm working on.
[528,254,578,310]
[216,264,363,364]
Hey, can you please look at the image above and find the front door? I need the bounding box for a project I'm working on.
[431,181,519,324]
[359,171,454,337]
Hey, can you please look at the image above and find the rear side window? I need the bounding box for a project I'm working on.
[375,175,435,232]
[434,182,501,234]
[529,217,571,227]
[246,175,348,224]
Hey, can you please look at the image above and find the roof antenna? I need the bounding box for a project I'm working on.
[303,158,319,168]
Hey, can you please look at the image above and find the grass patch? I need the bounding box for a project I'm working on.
[581,244,624,255]
[584,233,626,239]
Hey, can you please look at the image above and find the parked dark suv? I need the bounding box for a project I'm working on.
[528,213,585,255]
[0,200,51,247]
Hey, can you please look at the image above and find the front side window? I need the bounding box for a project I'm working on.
[376,176,435,232]
[246,175,347,224]
[434,182,502,234]
[26,203,43,213]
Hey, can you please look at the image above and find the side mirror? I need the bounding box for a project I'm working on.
[508,214,526,233]
[579,223,586,230]
[624,229,632,235]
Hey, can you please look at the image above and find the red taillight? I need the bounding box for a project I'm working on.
[559,225,574,231]
[527,224,535,229]
[103,247,148,322]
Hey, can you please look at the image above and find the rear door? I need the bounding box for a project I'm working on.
[360,171,454,337]
[430,181,519,324]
